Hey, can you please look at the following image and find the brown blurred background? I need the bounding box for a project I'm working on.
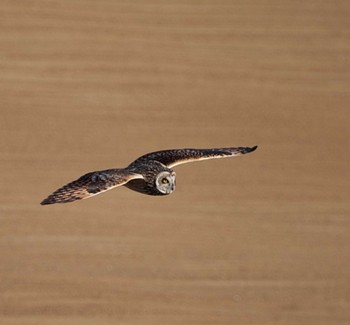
[1,1,349,324]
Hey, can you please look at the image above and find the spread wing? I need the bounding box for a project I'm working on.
[129,146,258,168]
[41,169,144,205]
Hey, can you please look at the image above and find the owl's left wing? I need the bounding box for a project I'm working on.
[130,146,257,168]
[41,169,144,205]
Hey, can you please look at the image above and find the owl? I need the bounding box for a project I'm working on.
[41,146,257,205]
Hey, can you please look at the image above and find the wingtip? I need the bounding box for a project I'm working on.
[40,195,59,205]
[40,193,84,205]
[40,198,52,205]
[240,145,258,154]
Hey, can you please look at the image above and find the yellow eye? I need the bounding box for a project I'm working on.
[162,178,168,184]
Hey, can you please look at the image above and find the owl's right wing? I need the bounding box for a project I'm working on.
[130,146,258,168]
[41,169,144,205]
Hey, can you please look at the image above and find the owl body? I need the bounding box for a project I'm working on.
[41,146,257,205]
[125,161,175,196]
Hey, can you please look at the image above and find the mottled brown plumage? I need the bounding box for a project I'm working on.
[128,146,257,168]
[40,169,143,205]
[41,146,257,205]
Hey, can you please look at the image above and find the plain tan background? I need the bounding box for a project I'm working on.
[1,1,349,324]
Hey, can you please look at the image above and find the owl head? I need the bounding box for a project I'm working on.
[155,171,176,194]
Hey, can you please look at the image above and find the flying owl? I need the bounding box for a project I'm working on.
[40,146,257,205]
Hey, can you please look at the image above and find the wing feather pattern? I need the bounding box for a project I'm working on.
[129,146,257,168]
[41,169,144,205]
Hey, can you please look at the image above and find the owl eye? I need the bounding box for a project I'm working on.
[162,178,169,184]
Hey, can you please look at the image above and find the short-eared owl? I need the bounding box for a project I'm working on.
[41,146,257,205]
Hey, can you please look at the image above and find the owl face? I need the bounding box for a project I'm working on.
[155,171,176,194]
